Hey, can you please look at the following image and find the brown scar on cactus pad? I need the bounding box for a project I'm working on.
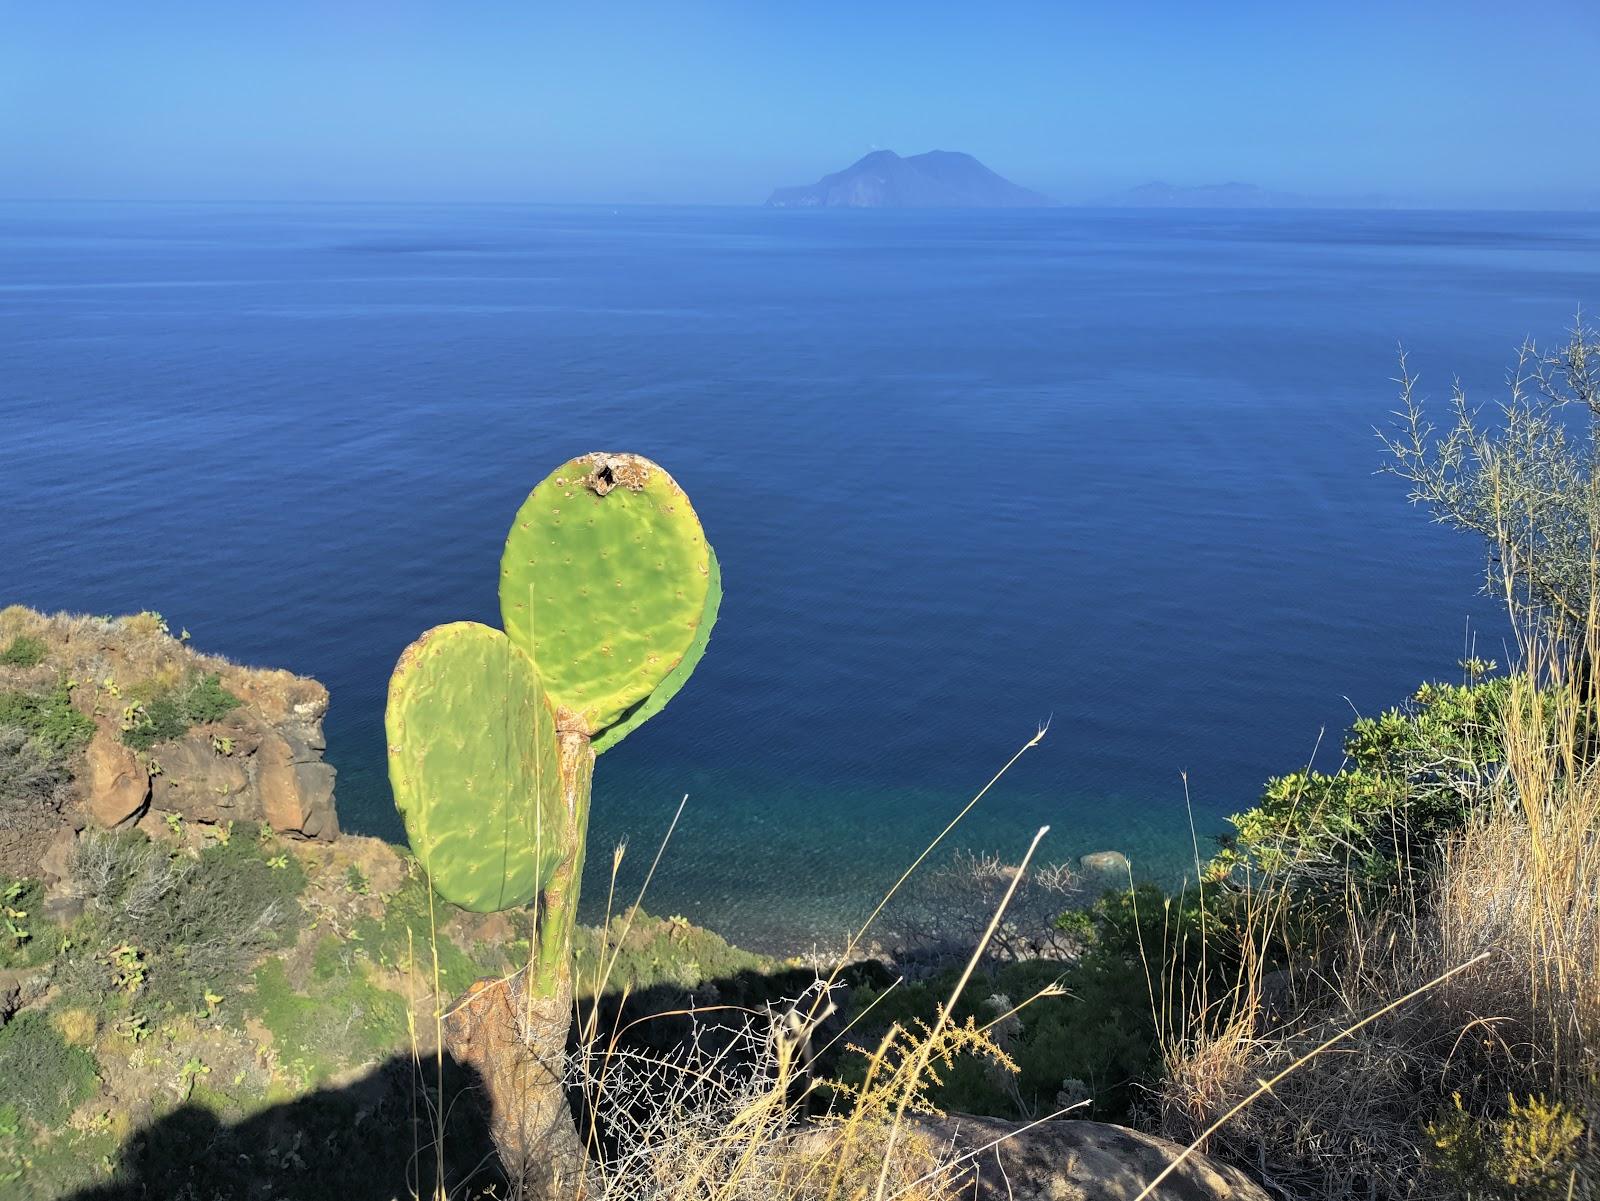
[580,451,653,495]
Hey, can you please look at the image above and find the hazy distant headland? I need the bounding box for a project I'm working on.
[763,154,1399,210]
[765,149,1054,208]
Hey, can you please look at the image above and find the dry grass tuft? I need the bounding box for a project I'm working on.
[572,999,975,1201]
[0,606,246,702]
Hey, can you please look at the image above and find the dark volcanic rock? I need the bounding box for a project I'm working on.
[766,150,1053,209]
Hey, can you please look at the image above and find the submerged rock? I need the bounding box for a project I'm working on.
[1078,850,1131,875]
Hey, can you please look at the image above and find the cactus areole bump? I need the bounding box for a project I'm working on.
[384,452,718,1191]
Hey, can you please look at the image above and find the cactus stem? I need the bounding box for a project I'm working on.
[444,729,593,1195]
[532,730,593,998]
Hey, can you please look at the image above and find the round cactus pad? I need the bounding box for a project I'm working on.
[385,621,564,913]
[500,453,715,738]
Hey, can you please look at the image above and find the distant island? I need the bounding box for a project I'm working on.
[766,149,1054,209]
[1091,180,1393,209]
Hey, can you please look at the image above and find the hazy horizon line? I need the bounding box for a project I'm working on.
[2,193,1596,214]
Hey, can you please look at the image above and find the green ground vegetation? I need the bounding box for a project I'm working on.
[0,682,94,758]
[120,671,242,751]
[0,636,47,669]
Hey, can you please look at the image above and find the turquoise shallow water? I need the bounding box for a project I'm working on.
[3,201,1587,948]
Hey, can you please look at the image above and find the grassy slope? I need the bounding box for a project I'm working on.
[0,823,782,1199]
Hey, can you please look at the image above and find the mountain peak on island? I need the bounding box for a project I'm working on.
[766,150,1053,209]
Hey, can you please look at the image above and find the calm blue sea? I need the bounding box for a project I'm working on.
[3,201,1592,947]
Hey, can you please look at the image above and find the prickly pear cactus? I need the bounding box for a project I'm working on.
[387,454,719,1193]
[385,621,564,913]
[500,452,716,743]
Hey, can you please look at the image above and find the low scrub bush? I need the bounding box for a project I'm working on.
[121,672,242,751]
[838,878,1254,1122]
[0,1010,98,1126]
[0,681,94,757]
[0,724,71,831]
[572,909,772,1000]
[64,826,304,1016]
[347,865,487,995]
[1425,1092,1587,1201]
[0,635,46,668]
[245,955,410,1087]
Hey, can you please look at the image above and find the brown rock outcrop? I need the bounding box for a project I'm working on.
[84,722,150,827]
[139,686,339,840]
[0,609,348,843]
[38,826,78,887]
[254,728,338,840]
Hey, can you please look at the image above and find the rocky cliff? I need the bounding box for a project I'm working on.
[0,606,338,879]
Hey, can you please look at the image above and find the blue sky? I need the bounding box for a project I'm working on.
[3,1,1597,206]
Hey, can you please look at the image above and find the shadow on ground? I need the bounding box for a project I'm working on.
[64,1052,505,1201]
[62,961,887,1201]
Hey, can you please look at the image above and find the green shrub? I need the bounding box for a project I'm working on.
[245,956,410,1087]
[122,672,241,751]
[0,682,94,757]
[182,673,242,723]
[0,1011,98,1126]
[0,635,46,668]
[144,831,305,1010]
[122,695,185,750]
[1425,1092,1586,1200]
[1222,674,1512,887]
[571,910,771,999]
[348,867,484,995]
